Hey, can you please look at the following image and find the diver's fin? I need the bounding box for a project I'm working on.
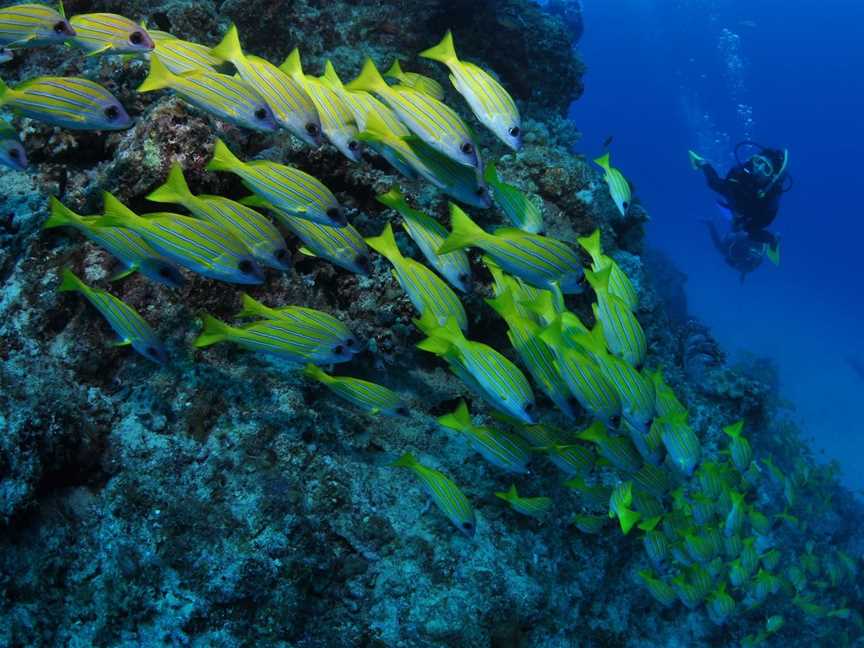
[688,150,706,170]
[766,242,780,266]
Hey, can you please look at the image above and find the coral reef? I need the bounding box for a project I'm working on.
[0,0,861,646]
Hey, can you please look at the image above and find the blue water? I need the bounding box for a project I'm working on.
[571,0,864,490]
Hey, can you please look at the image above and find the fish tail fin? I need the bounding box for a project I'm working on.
[416,316,463,355]
[358,110,395,144]
[321,60,343,88]
[390,452,419,469]
[303,363,332,384]
[210,24,244,65]
[137,54,177,93]
[279,48,303,77]
[584,265,612,293]
[619,507,642,535]
[420,30,458,64]
[44,197,83,229]
[438,203,485,254]
[494,484,519,502]
[577,229,603,259]
[723,420,744,438]
[146,162,193,205]
[193,313,234,348]
[593,152,611,170]
[0,77,8,104]
[484,286,520,322]
[438,399,472,431]
[236,293,273,319]
[97,192,141,228]
[483,161,501,186]
[345,58,387,93]
[577,420,607,444]
[57,267,86,293]
[206,138,242,173]
[375,186,408,211]
[384,59,404,80]
[364,222,403,263]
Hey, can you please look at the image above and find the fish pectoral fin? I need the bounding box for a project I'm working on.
[448,73,458,90]
[111,338,133,347]
[369,407,381,415]
[109,265,137,281]
[85,45,113,57]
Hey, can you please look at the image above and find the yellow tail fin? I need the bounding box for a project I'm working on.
[345,58,387,93]
[146,162,194,205]
[137,54,177,93]
[419,30,458,64]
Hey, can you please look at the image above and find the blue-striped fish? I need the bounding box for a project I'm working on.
[303,364,407,416]
[484,162,543,233]
[138,56,277,132]
[149,32,222,75]
[210,26,322,146]
[577,229,638,311]
[638,571,677,607]
[238,294,359,354]
[538,319,622,425]
[44,197,183,287]
[577,421,642,473]
[194,314,354,365]
[0,3,74,48]
[366,223,468,331]
[486,259,550,325]
[207,138,345,227]
[391,452,476,537]
[377,187,471,292]
[632,461,673,500]
[58,268,167,364]
[542,443,594,476]
[486,288,576,419]
[655,411,701,476]
[280,49,362,161]
[649,369,687,417]
[420,31,522,152]
[346,58,480,170]
[723,420,753,472]
[494,484,551,518]
[0,75,130,130]
[0,120,25,170]
[384,59,445,101]
[440,204,583,293]
[724,490,746,537]
[416,316,535,423]
[594,152,632,217]
[437,400,530,473]
[358,113,491,208]
[95,192,263,285]
[586,266,646,367]
[147,162,290,271]
[69,13,153,55]
[240,194,370,275]
[609,481,641,535]
[0,47,12,62]
[564,475,609,506]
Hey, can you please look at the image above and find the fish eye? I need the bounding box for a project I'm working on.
[356,255,370,273]
[129,31,144,45]
[622,202,629,209]
[326,207,345,224]
[609,415,622,428]
[238,260,255,274]
[254,107,269,120]
[146,346,161,359]
[458,273,469,284]
[509,126,521,137]
[8,148,19,160]
[462,521,474,532]
[396,406,409,417]
[306,123,320,136]
[274,248,290,262]
[346,338,356,347]
[474,187,486,197]
[348,140,360,151]
[333,344,344,355]
[103,105,120,120]
[524,402,535,414]
[460,142,474,156]
[53,21,69,34]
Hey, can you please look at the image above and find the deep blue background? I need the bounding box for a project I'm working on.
[570,0,864,489]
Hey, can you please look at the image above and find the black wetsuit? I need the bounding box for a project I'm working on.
[701,153,784,247]
[704,220,764,281]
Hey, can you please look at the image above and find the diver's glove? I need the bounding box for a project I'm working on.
[688,150,706,170]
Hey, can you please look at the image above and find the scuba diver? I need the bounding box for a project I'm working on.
[689,142,790,265]
[702,218,766,283]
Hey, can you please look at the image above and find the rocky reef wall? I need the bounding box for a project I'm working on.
[0,1,860,646]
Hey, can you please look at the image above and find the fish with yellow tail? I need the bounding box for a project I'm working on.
[68,13,153,55]
[384,59,445,100]
[439,204,583,293]
[346,57,480,169]
[437,400,530,473]
[148,30,222,75]
[0,3,74,49]
[585,265,646,367]
[44,198,183,287]
[0,75,130,130]
[594,152,632,217]
[95,192,264,285]
[391,452,476,537]
[495,484,551,518]
[209,25,322,146]
[420,30,522,151]
[147,162,291,271]
[377,187,472,292]
[58,268,167,364]
[416,314,536,423]
[577,229,637,310]
[207,139,346,227]
[138,56,277,132]
[484,162,544,233]
[0,120,25,170]
[366,222,468,331]
[303,364,407,417]
[609,481,641,535]
[280,49,362,161]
